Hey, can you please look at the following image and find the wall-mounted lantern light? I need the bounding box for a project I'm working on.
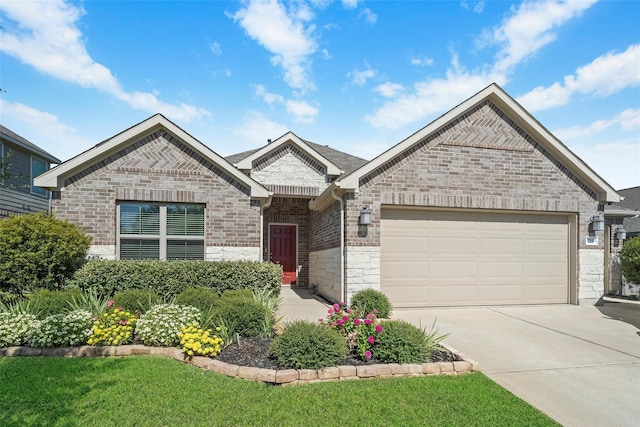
[359,206,372,225]
[615,227,627,241]
[590,215,605,232]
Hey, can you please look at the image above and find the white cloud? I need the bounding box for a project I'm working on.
[568,141,640,190]
[321,48,332,59]
[365,0,599,130]
[518,44,640,111]
[0,99,89,161]
[374,82,405,98]
[488,0,598,75]
[285,99,319,123]
[341,0,360,10]
[233,110,289,146]
[554,109,640,140]
[347,67,377,86]
[0,0,210,122]
[253,84,318,123]
[410,56,434,67]
[233,0,318,92]
[209,41,222,55]
[461,1,486,14]
[358,8,377,25]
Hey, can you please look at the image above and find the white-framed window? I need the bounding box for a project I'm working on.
[31,156,48,196]
[117,202,205,260]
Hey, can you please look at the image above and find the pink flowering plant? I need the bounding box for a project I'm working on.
[319,302,384,361]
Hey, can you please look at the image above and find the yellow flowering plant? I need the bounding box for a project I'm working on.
[178,322,224,359]
[87,307,137,346]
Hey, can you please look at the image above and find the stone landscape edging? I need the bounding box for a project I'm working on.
[0,342,478,385]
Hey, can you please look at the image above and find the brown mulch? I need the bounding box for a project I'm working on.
[215,337,461,370]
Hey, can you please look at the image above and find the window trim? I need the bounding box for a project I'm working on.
[30,155,48,197]
[116,202,205,260]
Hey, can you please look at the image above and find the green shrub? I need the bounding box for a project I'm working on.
[0,213,91,295]
[28,289,82,319]
[219,289,253,301]
[269,320,347,369]
[371,320,430,363]
[213,298,270,338]
[27,310,93,348]
[621,236,640,284]
[175,287,219,311]
[350,289,393,318]
[66,289,111,316]
[112,290,160,313]
[135,304,201,347]
[68,260,281,301]
[0,313,40,347]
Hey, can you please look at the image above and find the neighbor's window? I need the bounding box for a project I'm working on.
[31,156,48,196]
[118,202,205,260]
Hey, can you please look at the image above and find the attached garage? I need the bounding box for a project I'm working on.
[381,208,574,307]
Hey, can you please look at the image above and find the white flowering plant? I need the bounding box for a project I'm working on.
[135,304,201,347]
[0,313,41,347]
[27,310,93,348]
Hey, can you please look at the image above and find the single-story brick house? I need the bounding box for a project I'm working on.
[35,84,625,307]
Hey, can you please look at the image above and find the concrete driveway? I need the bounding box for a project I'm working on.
[393,302,640,427]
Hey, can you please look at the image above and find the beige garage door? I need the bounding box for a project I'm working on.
[381,209,569,307]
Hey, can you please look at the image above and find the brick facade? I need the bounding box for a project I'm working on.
[52,130,261,259]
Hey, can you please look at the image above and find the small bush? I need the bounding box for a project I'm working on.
[27,310,93,348]
[213,298,270,338]
[68,260,281,301]
[28,289,82,319]
[0,313,40,347]
[371,320,431,364]
[621,236,640,284]
[269,320,347,369]
[0,213,91,294]
[178,323,224,359]
[135,304,200,347]
[350,289,393,318]
[87,307,137,346]
[112,290,160,313]
[175,287,219,312]
[220,289,253,301]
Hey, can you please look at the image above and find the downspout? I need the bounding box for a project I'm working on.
[330,189,345,303]
[260,195,273,261]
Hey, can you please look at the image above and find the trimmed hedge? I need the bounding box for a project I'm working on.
[67,260,282,300]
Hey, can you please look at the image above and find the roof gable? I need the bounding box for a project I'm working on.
[337,83,620,203]
[233,132,343,176]
[34,114,271,198]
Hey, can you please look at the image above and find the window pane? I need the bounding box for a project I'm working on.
[120,204,160,235]
[167,204,204,236]
[167,240,205,260]
[31,157,47,196]
[120,239,160,260]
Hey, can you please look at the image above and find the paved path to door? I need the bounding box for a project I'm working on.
[393,302,640,427]
[278,289,639,426]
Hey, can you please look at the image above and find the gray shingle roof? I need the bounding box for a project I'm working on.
[614,186,640,234]
[0,124,61,163]
[225,138,368,177]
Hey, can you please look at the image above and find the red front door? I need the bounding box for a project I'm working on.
[270,224,297,285]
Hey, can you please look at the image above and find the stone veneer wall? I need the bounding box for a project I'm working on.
[344,246,380,303]
[251,144,328,193]
[343,100,604,304]
[263,197,310,285]
[51,130,261,259]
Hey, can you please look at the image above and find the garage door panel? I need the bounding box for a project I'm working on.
[381,209,569,307]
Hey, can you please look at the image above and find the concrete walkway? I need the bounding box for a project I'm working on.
[393,302,640,427]
[278,290,640,426]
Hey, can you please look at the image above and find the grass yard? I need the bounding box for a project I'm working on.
[0,356,559,427]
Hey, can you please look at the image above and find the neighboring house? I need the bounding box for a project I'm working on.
[604,186,640,295]
[0,125,61,218]
[35,84,623,307]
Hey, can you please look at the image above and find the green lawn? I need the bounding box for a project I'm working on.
[0,356,559,427]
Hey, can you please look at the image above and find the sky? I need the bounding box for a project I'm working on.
[0,0,638,190]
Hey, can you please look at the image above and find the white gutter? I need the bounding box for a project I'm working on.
[330,189,346,303]
[260,195,274,261]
